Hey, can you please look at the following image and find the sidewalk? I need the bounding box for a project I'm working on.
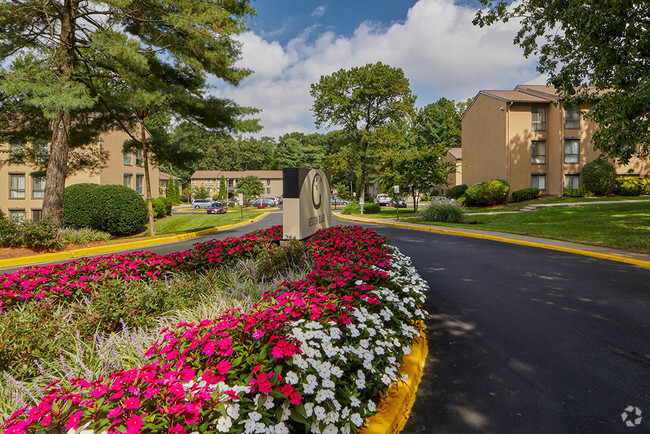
[332,211,650,268]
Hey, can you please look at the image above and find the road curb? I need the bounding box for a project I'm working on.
[0,212,270,269]
[363,327,428,433]
[334,212,650,269]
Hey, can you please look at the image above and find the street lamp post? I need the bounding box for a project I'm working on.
[136,108,155,237]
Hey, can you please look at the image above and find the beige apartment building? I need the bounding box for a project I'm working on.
[191,170,284,198]
[462,85,649,197]
[1,129,160,221]
[435,147,463,195]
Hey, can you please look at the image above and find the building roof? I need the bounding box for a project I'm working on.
[159,172,180,181]
[448,148,462,160]
[191,170,284,180]
[479,90,553,103]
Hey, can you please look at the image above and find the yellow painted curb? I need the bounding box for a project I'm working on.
[0,212,270,269]
[363,326,428,433]
[334,212,650,269]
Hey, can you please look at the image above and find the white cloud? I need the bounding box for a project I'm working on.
[312,6,327,17]
[213,0,539,138]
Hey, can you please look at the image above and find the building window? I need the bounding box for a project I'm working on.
[228,179,234,187]
[135,149,143,166]
[564,139,580,164]
[34,143,48,164]
[267,179,271,186]
[9,174,26,199]
[124,151,132,165]
[531,141,546,164]
[191,180,197,186]
[9,210,26,222]
[205,179,213,184]
[565,174,580,190]
[267,187,271,194]
[32,209,43,222]
[9,141,25,163]
[32,175,45,198]
[531,106,546,131]
[564,105,580,129]
[124,173,133,188]
[135,174,143,194]
[531,174,546,190]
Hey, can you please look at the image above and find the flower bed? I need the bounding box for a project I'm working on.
[2,225,428,433]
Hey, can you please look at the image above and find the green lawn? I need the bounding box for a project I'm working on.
[406,202,650,253]
[141,210,266,236]
[462,195,649,213]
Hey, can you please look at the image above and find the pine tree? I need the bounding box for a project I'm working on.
[219,175,228,200]
[0,0,259,223]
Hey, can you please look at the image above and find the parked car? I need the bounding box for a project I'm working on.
[331,197,350,206]
[375,194,391,206]
[206,202,227,214]
[192,198,213,209]
[274,196,283,205]
[262,197,278,206]
[250,198,275,208]
[390,197,407,208]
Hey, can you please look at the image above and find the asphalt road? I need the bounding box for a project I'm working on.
[2,212,648,432]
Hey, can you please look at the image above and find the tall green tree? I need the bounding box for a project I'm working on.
[474,0,650,163]
[218,175,227,200]
[310,62,416,199]
[0,0,259,222]
[236,175,263,203]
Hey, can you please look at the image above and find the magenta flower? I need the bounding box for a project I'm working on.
[65,410,83,431]
[124,397,140,409]
[216,360,231,375]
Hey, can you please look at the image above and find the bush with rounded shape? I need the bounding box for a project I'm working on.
[152,197,172,218]
[97,185,147,236]
[420,203,466,223]
[62,183,102,229]
[512,188,540,201]
[582,159,616,195]
[464,180,509,206]
[446,184,468,199]
[363,203,381,213]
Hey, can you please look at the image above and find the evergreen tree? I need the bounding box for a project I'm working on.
[219,175,227,200]
[0,0,259,222]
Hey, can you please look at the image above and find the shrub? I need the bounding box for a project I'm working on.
[62,183,102,229]
[0,218,66,250]
[563,187,593,198]
[341,201,381,214]
[582,159,616,195]
[341,202,358,215]
[152,197,172,218]
[616,177,649,196]
[420,203,466,223]
[512,187,541,201]
[446,184,468,199]
[57,227,111,244]
[97,185,147,236]
[363,202,381,213]
[464,179,510,206]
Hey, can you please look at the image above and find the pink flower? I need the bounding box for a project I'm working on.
[90,385,108,398]
[202,340,216,355]
[169,425,187,434]
[216,360,231,375]
[252,329,264,339]
[65,410,83,431]
[126,413,147,433]
[124,397,140,409]
[107,406,124,419]
[144,386,161,399]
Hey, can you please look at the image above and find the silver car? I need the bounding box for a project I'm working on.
[191,198,214,209]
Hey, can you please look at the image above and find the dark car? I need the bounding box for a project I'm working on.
[390,197,407,208]
[250,198,275,208]
[206,202,227,214]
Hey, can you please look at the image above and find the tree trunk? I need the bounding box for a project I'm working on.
[42,1,77,223]
[142,123,156,237]
[42,112,71,222]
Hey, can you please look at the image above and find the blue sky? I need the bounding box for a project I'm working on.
[213,0,543,138]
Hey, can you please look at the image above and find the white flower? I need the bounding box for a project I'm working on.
[216,416,232,432]
[263,395,274,409]
[285,371,299,385]
[274,422,290,434]
[330,366,344,378]
[375,346,385,355]
[367,400,376,412]
[314,405,327,421]
[304,402,314,417]
[322,378,335,388]
[350,413,364,427]
[350,396,361,407]
[226,403,240,420]
[323,424,338,434]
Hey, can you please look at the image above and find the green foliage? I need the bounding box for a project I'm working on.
[616,177,650,196]
[340,202,381,214]
[152,197,172,218]
[62,183,102,229]
[57,227,111,244]
[582,159,617,195]
[165,177,182,205]
[464,180,510,206]
[193,186,212,200]
[219,175,227,200]
[63,184,147,236]
[512,188,541,201]
[0,217,66,250]
[563,187,593,198]
[474,0,650,163]
[420,203,466,223]
[363,203,381,213]
[446,184,468,199]
[236,175,264,200]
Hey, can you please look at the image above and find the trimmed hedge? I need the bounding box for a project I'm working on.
[63,184,147,236]
[512,187,540,201]
[152,197,172,218]
[464,179,510,206]
[446,184,468,199]
[582,159,616,195]
[616,177,650,196]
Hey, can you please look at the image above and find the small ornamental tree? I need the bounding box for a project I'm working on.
[236,176,264,203]
[166,178,182,205]
[219,175,227,200]
[582,159,617,195]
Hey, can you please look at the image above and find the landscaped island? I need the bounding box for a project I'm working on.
[1,225,427,433]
